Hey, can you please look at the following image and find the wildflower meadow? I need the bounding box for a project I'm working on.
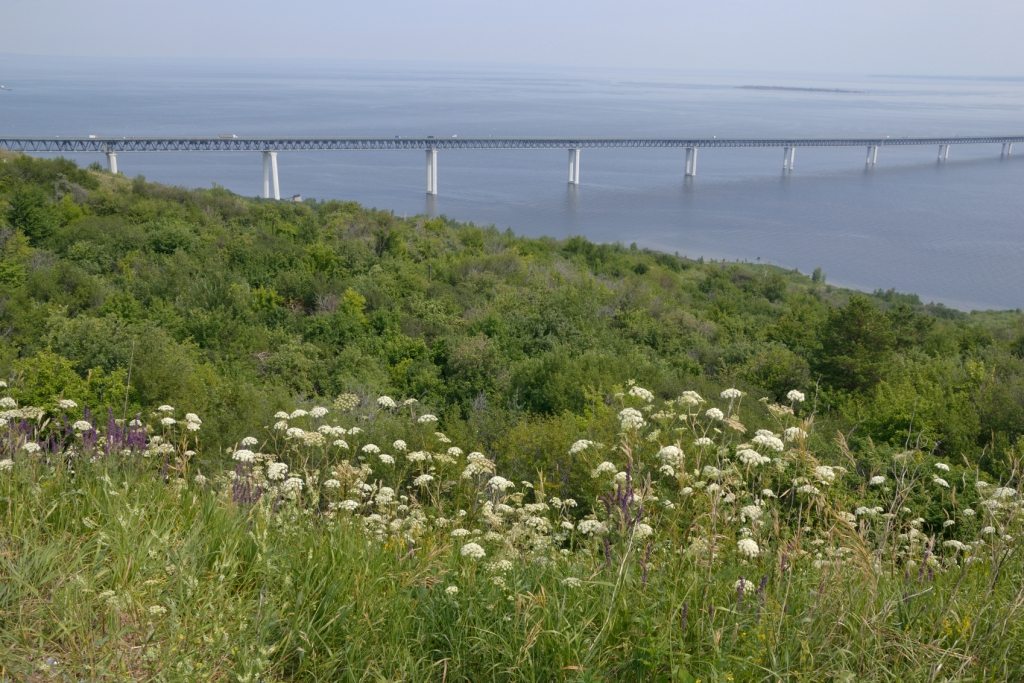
[2,381,1023,680]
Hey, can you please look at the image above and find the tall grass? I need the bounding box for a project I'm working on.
[2,386,1023,680]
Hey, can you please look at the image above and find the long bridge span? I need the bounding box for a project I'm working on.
[2,135,1021,199]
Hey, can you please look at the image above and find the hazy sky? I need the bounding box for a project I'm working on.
[5,0,1024,76]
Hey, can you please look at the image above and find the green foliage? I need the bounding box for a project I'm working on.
[9,349,127,411]
[815,295,896,392]
[0,154,1021,470]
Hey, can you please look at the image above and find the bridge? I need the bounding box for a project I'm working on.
[2,135,1021,199]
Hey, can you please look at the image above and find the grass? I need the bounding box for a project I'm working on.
[2,389,1024,681]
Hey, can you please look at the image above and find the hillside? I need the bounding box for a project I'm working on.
[2,153,1022,476]
[2,153,1024,679]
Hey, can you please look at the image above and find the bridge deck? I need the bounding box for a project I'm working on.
[3,136,1024,153]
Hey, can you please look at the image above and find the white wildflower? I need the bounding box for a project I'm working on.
[232,449,256,463]
[487,476,515,492]
[813,465,837,485]
[705,407,724,421]
[657,445,684,465]
[634,523,654,540]
[628,385,655,402]
[57,399,78,410]
[869,475,886,486]
[569,439,595,455]
[933,476,950,489]
[783,426,807,442]
[377,396,397,409]
[392,439,407,452]
[445,585,459,596]
[460,542,486,560]
[721,388,744,400]
[738,448,771,466]
[413,473,435,487]
[735,578,756,593]
[157,405,174,414]
[417,414,439,424]
[618,407,646,431]
[577,519,608,536]
[934,462,950,472]
[310,406,329,419]
[740,505,763,522]
[72,420,93,431]
[267,462,289,481]
[786,389,805,403]
[737,538,760,559]
[0,459,14,472]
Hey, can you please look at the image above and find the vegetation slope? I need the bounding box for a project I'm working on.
[1,154,1024,680]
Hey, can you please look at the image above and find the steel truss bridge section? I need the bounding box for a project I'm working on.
[3,136,1024,153]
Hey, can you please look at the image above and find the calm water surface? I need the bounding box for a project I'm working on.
[2,56,1023,310]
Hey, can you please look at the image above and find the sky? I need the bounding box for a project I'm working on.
[3,0,1024,76]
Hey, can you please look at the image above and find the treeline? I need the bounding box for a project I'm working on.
[1,153,1023,478]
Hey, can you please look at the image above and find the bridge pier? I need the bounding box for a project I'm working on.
[938,144,950,162]
[782,146,796,172]
[1002,142,1015,157]
[866,145,879,167]
[685,146,698,177]
[105,151,118,174]
[567,148,581,184]
[425,148,438,195]
[262,151,280,200]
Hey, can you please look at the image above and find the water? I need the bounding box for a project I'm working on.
[3,55,1024,310]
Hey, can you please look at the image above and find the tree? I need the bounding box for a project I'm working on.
[814,295,896,392]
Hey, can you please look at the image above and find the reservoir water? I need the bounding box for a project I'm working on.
[2,55,1023,310]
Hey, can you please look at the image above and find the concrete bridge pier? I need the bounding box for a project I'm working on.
[567,148,581,185]
[105,151,119,174]
[938,144,950,162]
[685,146,698,177]
[425,148,438,195]
[1002,142,1015,157]
[262,151,280,200]
[866,145,879,167]
[782,145,796,172]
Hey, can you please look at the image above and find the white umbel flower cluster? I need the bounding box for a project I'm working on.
[737,537,761,559]
[460,542,486,560]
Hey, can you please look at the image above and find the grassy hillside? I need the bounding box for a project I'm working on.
[2,154,1024,679]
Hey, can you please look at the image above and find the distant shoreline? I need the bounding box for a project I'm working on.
[738,85,864,94]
